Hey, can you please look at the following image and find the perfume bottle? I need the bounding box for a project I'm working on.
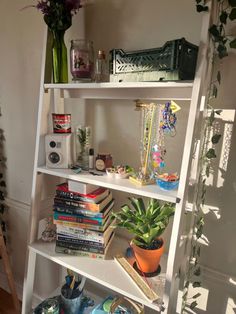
[94,50,109,82]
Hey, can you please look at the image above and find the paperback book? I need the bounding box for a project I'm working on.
[56,231,114,254]
[54,192,112,213]
[53,214,112,232]
[56,223,115,244]
[55,233,115,259]
[54,197,114,218]
[56,183,109,204]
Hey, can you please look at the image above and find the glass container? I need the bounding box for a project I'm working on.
[70,39,94,82]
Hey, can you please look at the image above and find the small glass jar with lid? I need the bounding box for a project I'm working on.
[95,153,113,172]
[70,39,94,82]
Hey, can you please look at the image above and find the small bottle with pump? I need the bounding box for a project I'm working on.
[94,50,109,82]
[89,148,94,170]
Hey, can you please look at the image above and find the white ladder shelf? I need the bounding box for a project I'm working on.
[21,2,213,313]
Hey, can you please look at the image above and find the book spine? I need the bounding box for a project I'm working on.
[54,206,104,218]
[57,235,104,248]
[54,219,105,231]
[56,240,105,254]
[54,198,100,212]
[56,225,104,237]
[56,190,95,203]
[55,245,105,259]
[57,232,105,244]
[53,212,103,225]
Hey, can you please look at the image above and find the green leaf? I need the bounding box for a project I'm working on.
[211,134,221,144]
[194,267,201,276]
[230,38,236,48]
[190,301,198,310]
[217,44,228,59]
[196,4,208,12]
[229,0,236,7]
[215,110,222,115]
[212,84,218,98]
[193,281,201,288]
[220,11,228,24]
[229,8,236,20]
[184,281,190,289]
[217,71,221,84]
[196,227,203,239]
[209,110,215,126]
[128,197,145,215]
[196,0,202,3]
[206,164,210,177]
[192,245,196,257]
[209,24,219,38]
[206,148,217,159]
[192,292,201,299]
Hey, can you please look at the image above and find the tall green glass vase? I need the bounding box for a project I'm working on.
[51,30,68,83]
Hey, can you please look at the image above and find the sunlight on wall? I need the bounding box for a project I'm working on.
[217,110,235,188]
[229,277,236,286]
[189,286,209,312]
[205,109,235,188]
[226,297,236,314]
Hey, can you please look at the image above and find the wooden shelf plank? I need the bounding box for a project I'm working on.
[37,166,179,203]
[29,235,166,311]
[44,81,193,100]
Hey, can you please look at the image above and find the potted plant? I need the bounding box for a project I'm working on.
[113,197,175,274]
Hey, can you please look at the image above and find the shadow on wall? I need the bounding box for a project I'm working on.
[201,109,236,277]
[184,277,236,314]
[184,109,236,314]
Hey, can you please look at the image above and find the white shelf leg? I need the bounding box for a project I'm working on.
[21,249,37,314]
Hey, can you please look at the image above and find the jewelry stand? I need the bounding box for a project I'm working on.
[130,101,159,185]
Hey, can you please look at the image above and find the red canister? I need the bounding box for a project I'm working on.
[52,114,71,133]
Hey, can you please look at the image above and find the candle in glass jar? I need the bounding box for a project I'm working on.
[95,153,113,172]
[70,39,94,81]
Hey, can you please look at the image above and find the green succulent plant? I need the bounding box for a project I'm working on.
[112,197,175,249]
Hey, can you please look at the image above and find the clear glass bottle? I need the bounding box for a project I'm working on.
[70,39,94,82]
[75,126,92,170]
[94,50,109,82]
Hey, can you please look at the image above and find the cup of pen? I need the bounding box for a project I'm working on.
[60,274,86,314]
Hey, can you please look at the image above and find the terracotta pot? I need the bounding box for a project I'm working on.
[130,238,164,274]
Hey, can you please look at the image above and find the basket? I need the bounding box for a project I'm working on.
[156,179,179,191]
[109,38,198,82]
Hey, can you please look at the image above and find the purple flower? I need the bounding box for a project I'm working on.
[24,0,82,31]
[36,1,50,15]
[65,0,81,11]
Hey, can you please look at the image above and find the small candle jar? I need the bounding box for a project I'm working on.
[70,39,94,82]
[95,153,113,172]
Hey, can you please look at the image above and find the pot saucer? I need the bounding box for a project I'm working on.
[133,262,161,277]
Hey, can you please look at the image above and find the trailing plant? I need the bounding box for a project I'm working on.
[195,0,236,58]
[182,1,236,312]
[112,197,175,249]
[0,110,7,246]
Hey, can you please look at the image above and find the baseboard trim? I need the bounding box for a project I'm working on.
[5,197,30,214]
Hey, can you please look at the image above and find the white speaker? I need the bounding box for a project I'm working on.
[45,134,72,168]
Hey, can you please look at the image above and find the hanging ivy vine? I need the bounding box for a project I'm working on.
[182,0,236,312]
[0,109,7,247]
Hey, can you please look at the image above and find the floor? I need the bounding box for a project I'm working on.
[0,288,21,314]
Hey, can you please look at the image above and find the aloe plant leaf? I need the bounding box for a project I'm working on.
[128,197,145,215]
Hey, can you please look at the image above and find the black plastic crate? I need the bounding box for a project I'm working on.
[109,38,198,81]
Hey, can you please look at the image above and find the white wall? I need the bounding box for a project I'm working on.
[0,0,236,313]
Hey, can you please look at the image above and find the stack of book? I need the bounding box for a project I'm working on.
[53,181,115,259]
